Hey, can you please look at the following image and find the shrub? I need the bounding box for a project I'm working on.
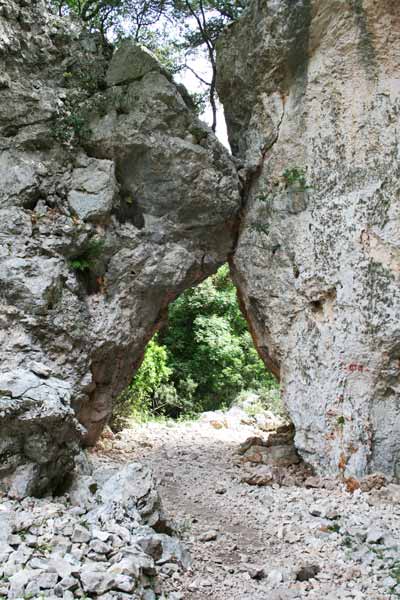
[51,108,92,146]
[117,337,178,422]
[69,238,105,272]
[282,167,309,190]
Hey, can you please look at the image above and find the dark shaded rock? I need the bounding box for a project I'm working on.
[296,564,320,582]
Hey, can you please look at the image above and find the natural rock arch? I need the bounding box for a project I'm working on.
[1,0,399,497]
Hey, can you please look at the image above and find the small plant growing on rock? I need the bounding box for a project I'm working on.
[51,109,91,146]
[250,222,270,236]
[249,167,312,247]
[69,239,105,272]
[390,561,400,597]
[342,535,353,548]
[18,529,28,541]
[52,53,108,148]
[256,193,270,203]
[282,167,310,191]
[35,542,52,555]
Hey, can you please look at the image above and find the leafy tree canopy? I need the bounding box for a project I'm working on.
[115,265,278,423]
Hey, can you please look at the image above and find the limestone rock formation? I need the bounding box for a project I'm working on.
[0,0,240,494]
[2,0,399,494]
[217,0,400,479]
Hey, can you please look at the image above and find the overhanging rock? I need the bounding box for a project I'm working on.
[0,0,240,495]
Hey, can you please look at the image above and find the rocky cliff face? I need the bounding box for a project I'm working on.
[0,0,240,495]
[217,0,400,479]
[2,0,399,495]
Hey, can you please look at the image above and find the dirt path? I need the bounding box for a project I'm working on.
[94,418,400,600]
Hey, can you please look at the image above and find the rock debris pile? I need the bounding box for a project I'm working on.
[97,414,400,599]
[0,462,189,600]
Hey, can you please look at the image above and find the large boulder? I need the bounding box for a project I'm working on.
[0,0,240,494]
[217,0,400,479]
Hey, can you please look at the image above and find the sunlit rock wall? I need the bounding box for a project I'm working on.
[218,0,400,479]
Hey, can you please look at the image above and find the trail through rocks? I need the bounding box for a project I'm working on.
[95,416,400,600]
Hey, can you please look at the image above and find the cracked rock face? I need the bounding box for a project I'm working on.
[217,0,400,479]
[0,0,240,494]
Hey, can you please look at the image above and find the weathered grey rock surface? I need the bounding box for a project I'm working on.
[0,0,240,494]
[1,0,400,493]
[217,0,400,479]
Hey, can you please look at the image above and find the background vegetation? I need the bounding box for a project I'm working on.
[115,265,278,423]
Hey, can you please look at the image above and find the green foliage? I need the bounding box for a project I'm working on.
[51,51,110,147]
[282,167,309,190]
[390,562,400,596]
[250,222,270,236]
[164,265,277,412]
[149,34,183,74]
[69,238,105,272]
[50,0,246,35]
[256,194,270,203]
[127,337,173,416]
[35,542,53,555]
[171,0,247,130]
[69,257,91,272]
[117,265,278,423]
[51,110,91,145]
[51,41,110,149]
[189,90,209,116]
[342,536,353,548]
